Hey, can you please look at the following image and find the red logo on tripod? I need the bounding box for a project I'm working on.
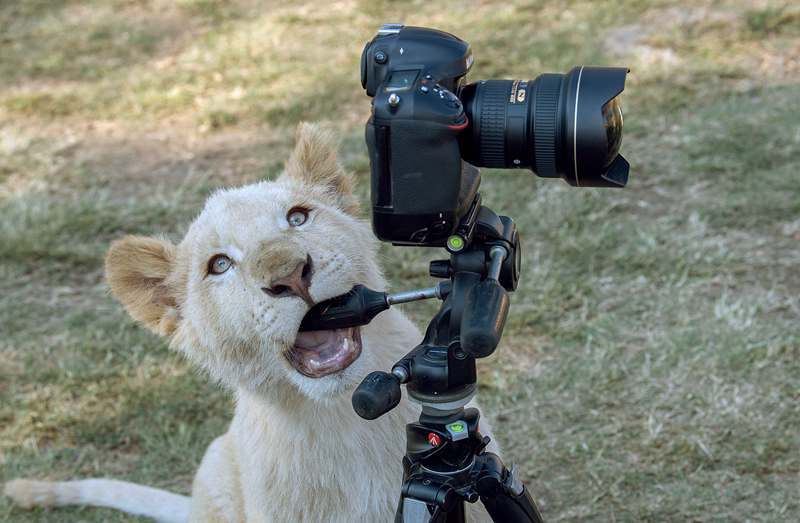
[428,433,441,446]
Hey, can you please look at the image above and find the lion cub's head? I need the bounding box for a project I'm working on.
[105,124,385,402]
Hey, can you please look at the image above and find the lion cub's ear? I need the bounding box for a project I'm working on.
[105,236,181,337]
[280,122,359,215]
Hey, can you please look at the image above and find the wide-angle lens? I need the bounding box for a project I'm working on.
[459,66,630,188]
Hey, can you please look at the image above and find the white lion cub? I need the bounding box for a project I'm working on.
[4,124,496,523]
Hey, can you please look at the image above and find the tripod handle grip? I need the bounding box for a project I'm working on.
[352,371,402,420]
[299,285,389,332]
[461,279,509,358]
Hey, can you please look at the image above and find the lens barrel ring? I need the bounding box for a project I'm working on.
[474,81,508,168]
[532,74,561,178]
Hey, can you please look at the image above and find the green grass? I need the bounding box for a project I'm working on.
[2,0,800,521]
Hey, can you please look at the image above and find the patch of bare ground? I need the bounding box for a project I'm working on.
[606,6,800,86]
[2,1,203,88]
[730,233,800,322]
[73,120,293,196]
[2,117,295,199]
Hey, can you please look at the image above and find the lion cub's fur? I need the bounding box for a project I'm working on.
[4,124,496,523]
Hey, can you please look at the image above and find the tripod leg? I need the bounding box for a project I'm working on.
[397,497,456,523]
[475,456,545,523]
[395,458,542,523]
[401,498,433,523]
[395,475,465,523]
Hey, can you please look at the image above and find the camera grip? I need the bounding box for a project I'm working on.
[387,120,463,213]
[367,120,479,245]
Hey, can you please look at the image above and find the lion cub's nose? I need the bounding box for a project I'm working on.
[263,255,314,306]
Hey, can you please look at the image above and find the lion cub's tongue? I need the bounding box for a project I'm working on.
[288,327,361,378]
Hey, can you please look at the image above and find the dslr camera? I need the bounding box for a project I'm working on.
[361,24,630,247]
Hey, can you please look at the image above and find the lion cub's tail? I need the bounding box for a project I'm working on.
[4,478,190,523]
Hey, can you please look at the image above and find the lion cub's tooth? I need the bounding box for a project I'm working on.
[343,338,350,351]
[309,359,321,368]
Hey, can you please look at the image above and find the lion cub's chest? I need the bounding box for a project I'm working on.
[230,394,415,522]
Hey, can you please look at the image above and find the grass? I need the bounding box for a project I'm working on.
[2,0,799,521]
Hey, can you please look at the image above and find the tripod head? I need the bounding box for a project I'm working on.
[343,196,543,523]
[350,193,520,421]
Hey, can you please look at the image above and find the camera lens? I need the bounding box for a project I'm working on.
[459,66,629,188]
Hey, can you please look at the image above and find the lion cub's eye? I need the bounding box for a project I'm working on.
[209,255,232,275]
[287,208,310,227]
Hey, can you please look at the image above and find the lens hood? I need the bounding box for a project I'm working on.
[560,66,630,187]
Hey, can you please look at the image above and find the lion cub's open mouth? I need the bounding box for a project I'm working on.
[286,327,362,378]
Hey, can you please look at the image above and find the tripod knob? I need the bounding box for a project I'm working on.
[429,259,452,279]
[352,371,402,420]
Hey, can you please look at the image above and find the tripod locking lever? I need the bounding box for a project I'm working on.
[461,279,509,359]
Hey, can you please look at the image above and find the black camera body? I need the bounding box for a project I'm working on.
[362,24,630,247]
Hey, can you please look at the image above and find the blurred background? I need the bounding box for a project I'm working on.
[1,0,799,521]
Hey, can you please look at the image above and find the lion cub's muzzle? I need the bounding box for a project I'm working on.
[287,327,362,378]
[263,255,362,379]
[263,254,314,307]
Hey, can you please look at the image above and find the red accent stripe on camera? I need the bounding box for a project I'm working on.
[449,118,469,131]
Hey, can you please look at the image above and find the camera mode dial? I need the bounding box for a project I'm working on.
[439,88,461,109]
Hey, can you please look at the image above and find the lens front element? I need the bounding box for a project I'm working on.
[601,95,624,170]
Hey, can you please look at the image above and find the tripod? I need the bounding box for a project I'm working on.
[301,194,545,522]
